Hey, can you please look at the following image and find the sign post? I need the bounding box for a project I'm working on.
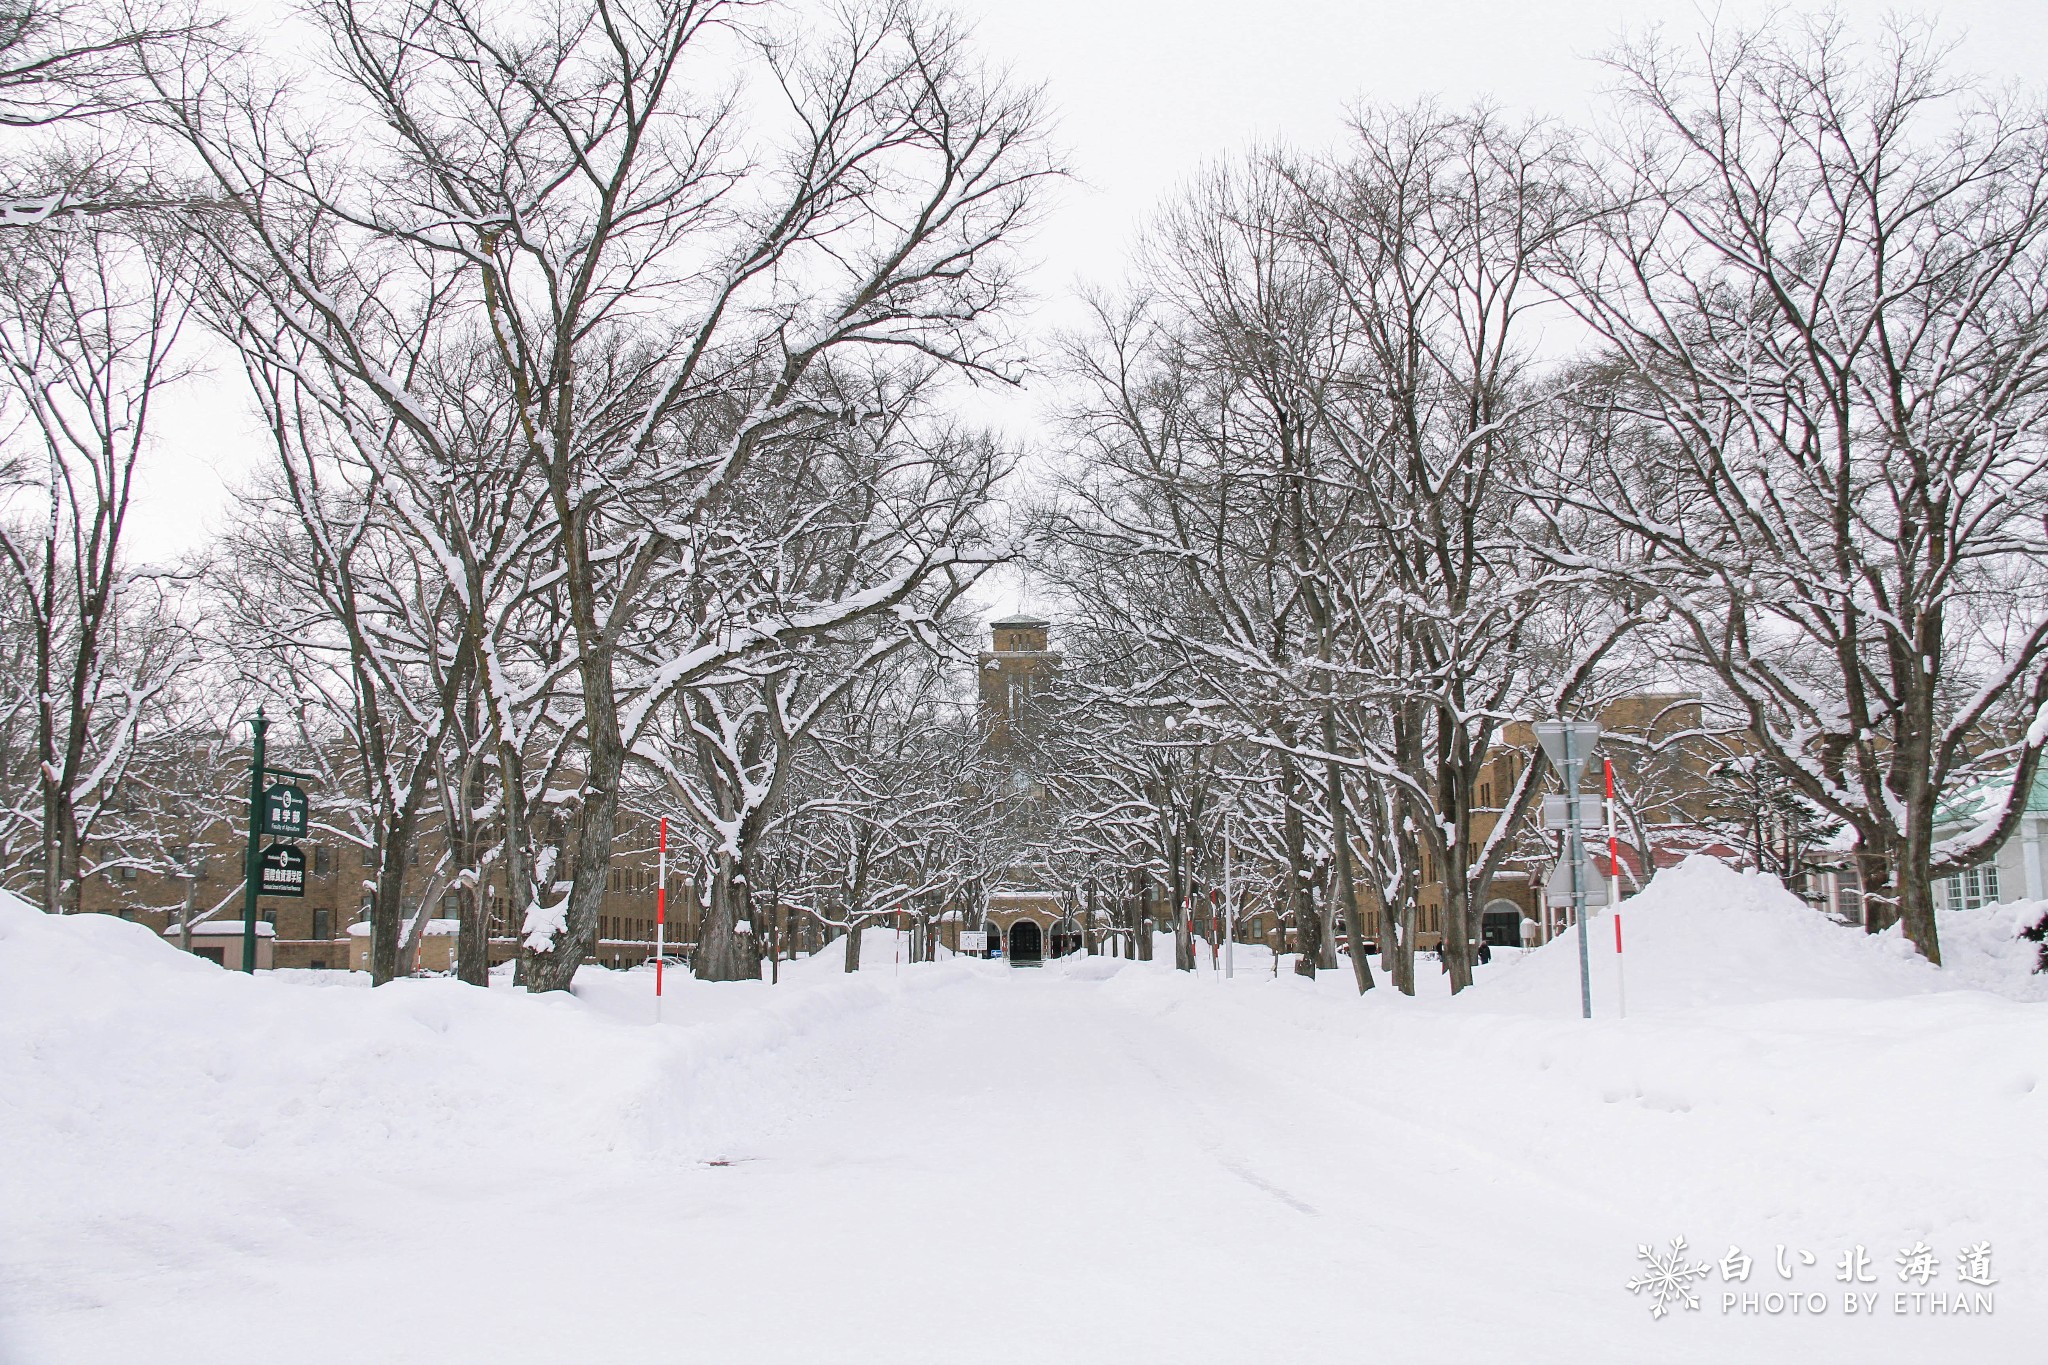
[239,708,268,973]
[238,708,316,974]
[1534,719,1602,1020]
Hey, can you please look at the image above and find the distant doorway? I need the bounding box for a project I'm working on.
[1049,917,1082,959]
[1007,918,1042,964]
[1481,901,1523,948]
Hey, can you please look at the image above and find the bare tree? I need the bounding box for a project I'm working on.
[635,400,1005,980]
[0,206,195,911]
[209,463,465,985]
[1280,105,1629,993]
[0,0,204,127]
[150,0,1053,991]
[1556,16,2048,961]
[1045,175,1344,983]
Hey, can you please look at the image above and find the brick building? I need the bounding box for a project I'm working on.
[73,796,694,975]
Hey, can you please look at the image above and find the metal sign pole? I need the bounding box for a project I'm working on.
[1565,725,1592,1020]
[240,707,267,974]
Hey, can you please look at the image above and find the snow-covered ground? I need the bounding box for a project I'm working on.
[3,859,2042,1363]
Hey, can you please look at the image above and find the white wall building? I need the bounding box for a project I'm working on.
[1932,768,2048,911]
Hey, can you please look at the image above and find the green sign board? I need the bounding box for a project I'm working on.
[263,782,309,838]
[258,842,306,898]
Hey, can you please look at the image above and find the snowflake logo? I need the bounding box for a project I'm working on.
[1627,1236,1713,1319]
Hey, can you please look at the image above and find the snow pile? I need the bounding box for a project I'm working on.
[5,880,2044,1365]
[1879,897,2048,1003]
[0,890,982,1176]
[0,887,982,1358]
[1461,856,2048,1017]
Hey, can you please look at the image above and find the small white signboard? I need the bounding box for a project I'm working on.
[1540,794,1603,831]
[1545,859,1610,908]
[958,931,988,952]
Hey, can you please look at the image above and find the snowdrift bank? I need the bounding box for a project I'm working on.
[5,873,2044,1365]
[0,887,998,1351]
[1456,856,2048,1018]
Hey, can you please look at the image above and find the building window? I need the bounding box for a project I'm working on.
[314,909,331,940]
[313,845,330,878]
[309,959,328,970]
[1943,863,2001,913]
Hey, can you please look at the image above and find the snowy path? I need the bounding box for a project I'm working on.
[56,965,1609,1365]
[5,874,2043,1364]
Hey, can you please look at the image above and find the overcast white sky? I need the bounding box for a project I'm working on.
[128,0,2048,562]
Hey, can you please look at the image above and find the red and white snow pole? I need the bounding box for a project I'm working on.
[1614,910,1626,1019]
[654,817,667,1023]
[1606,760,1625,1020]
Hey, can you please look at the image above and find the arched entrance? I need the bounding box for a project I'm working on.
[1007,918,1043,965]
[1481,900,1524,948]
[1049,916,1082,959]
[982,920,1002,957]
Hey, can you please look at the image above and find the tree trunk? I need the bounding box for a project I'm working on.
[1132,867,1152,961]
[370,839,407,985]
[1325,751,1375,994]
[453,757,489,986]
[522,428,627,991]
[1856,846,1895,934]
[843,920,863,973]
[496,739,533,956]
[398,876,442,975]
[1441,873,1474,994]
[1897,784,1942,965]
[1280,749,1320,978]
[694,852,760,982]
[456,882,487,984]
[1315,883,1339,970]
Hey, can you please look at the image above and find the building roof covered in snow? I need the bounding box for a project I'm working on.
[166,921,274,937]
[1935,766,2048,832]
